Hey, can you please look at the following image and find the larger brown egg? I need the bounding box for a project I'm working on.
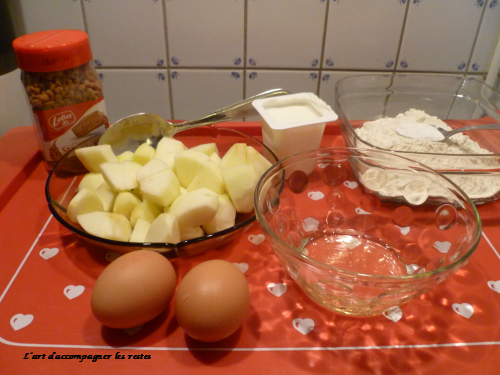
[175,259,250,342]
[91,250,176,329]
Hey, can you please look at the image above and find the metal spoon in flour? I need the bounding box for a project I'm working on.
[98,88,290,153]
[395,121,500,142]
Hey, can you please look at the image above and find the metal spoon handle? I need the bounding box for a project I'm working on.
[443,123,500,139]
[167,88,290,136]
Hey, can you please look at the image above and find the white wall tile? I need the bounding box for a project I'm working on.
[98,69,171,124]
[324,0,406,71]
[246,70,320,97]
[8,0,84,35]
[5,0,500,138]
[166,0,244,68]
[398,0,483,72]
[247,0,326,69]
[169,69,243,121]
[320,71,363,112]
[469,1,500,73]
[84,0,167,68]
[319,71,387,113]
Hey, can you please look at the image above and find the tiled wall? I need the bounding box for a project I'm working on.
[4,0,500,134]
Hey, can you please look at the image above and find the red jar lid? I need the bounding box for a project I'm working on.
[12,29,93,73]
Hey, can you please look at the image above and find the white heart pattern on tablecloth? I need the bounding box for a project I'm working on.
[395,225,410,235]
[355,207,370,215]
[383,307,403,322]
[488,280,500,293]
[10,314,34,331]
[39,248,59,260]
[64,285,85,300]
[302,217,319,232]
[123,325,144,336]
[267,283,287,297]
[452,303,474,319]
[248,234,265,245]
[344,181,358,189]
[308,191,324,201]
[434,241,451,254]
[293,318,314,335]
[233,263,249,273]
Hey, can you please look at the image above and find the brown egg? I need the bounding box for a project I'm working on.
[91,250,176,329]
[175,259,250,342]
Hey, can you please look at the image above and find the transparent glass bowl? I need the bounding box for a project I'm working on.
[335,73,500,204]
[46,125,278,259]
[255,147,481,316]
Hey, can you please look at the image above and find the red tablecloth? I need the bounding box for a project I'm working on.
[1,123,500,375]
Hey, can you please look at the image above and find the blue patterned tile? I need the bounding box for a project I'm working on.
[324,0,405,70]
[84,0,166,67]
[398,0,483,72]
[166,0,244,67]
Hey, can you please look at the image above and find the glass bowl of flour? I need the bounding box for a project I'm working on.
[335,74,500,204]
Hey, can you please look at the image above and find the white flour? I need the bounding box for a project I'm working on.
[395,121,445,142]
[355,109,500,200]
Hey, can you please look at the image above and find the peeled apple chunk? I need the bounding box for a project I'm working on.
[190,143,218,156]
[129,218,151,243]
[179,225,205,241]
[77,172,105,192]
[169,188,220,227]
[145,213,180,243]
[117,150,134,162]
[136,158,170,182]
[100,160,142,192]
[133,143,156,165]
[221,164,259,213]
[67,188,104,223]
[139,168,180,207]
[129,200,162,227]
[155,137,186,168]
[219,143,247,170]
[246,146,273,175]
[70,137,272,243]
[174,150,210,187]
[156,136,187,156]
[75,144,119,173]
[187,160,225,194]
[155,151,176,169]
[202,194,237,234]
[210,153,221,165]
[77,212,132,242]
[95,182,118,212]
[112,191,142,219]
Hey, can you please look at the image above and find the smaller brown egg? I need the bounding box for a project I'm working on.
[91,250,176,329]
[175,259,250,342]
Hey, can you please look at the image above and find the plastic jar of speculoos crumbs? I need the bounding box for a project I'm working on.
[12,29,109,170]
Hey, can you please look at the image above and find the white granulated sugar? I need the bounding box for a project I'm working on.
[355,109,500,199]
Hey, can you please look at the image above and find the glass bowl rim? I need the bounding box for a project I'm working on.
[254,146,482,280]
[45,124,279,255]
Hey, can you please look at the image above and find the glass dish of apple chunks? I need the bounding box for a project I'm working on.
[45,125,279,258]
